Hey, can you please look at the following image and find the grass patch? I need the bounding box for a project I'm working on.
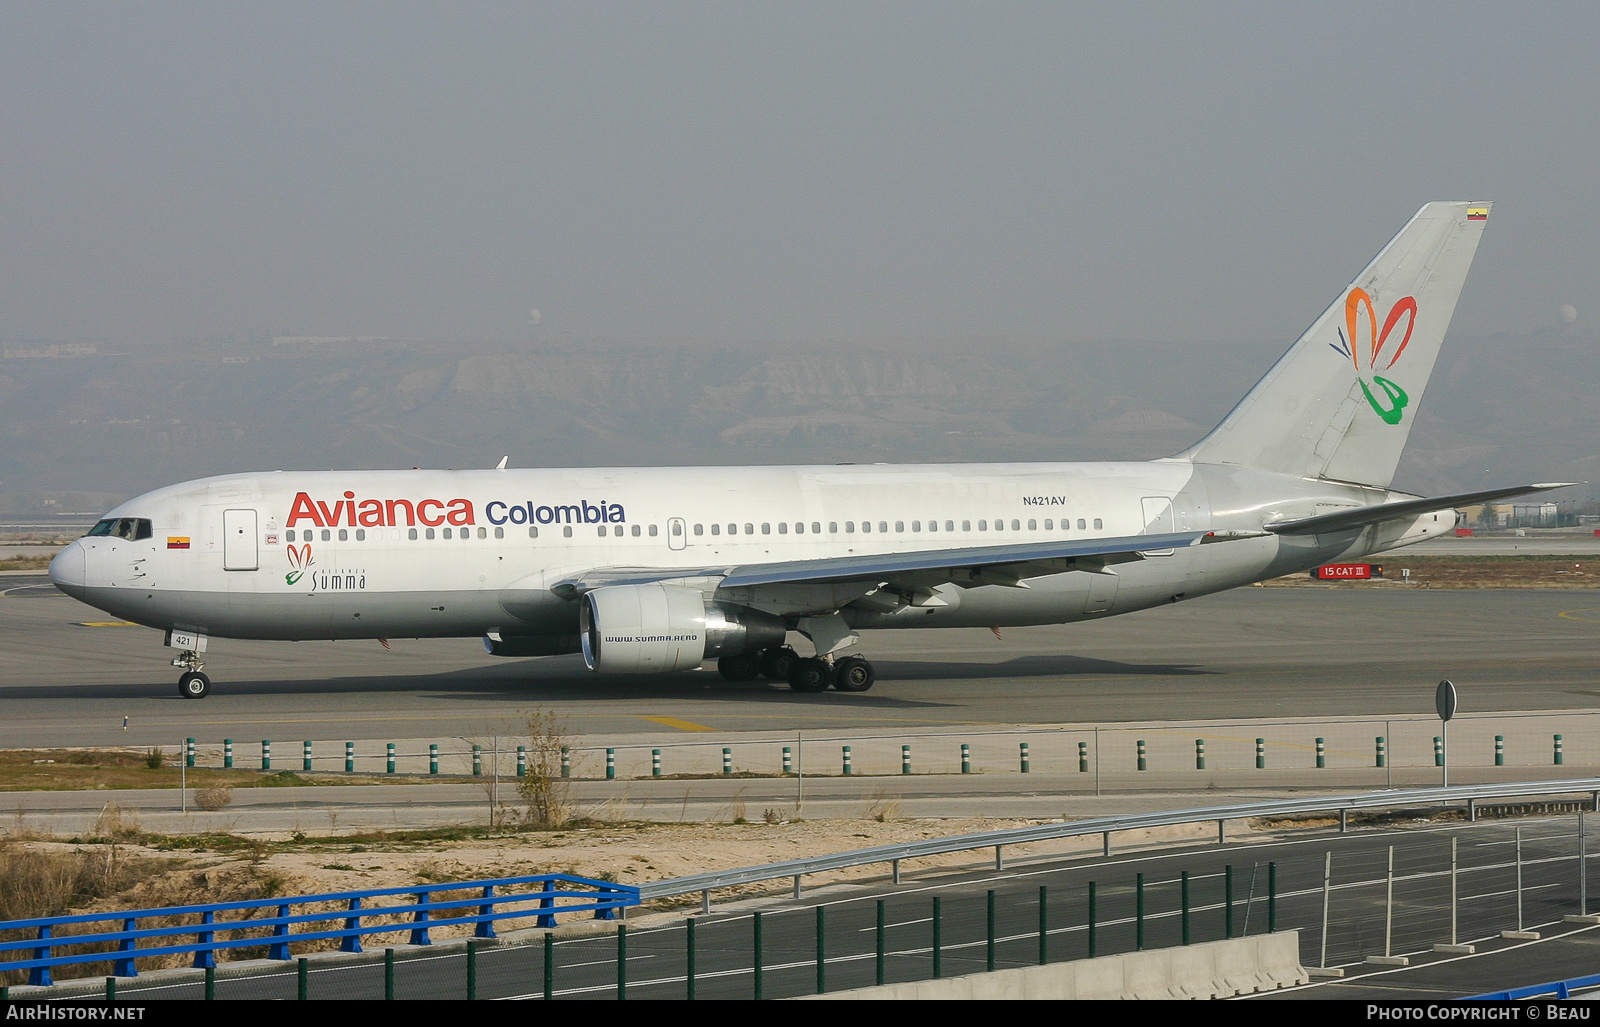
[0,749,469,792]
[1269,554,1600,589]
[0,554,53,571]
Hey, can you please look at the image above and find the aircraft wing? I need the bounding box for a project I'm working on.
[550,530,1258,597]
[1264,482,1576,536]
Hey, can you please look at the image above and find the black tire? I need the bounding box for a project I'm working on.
[832,656,875,692]
[788,658,833,693]
[178,671,211,699]
[717,652,762,681]
[759,646,799,681]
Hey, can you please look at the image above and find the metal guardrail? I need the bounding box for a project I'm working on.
[638,778,1600,902]
[0,873,639,987]
[1470,971,1600,1001]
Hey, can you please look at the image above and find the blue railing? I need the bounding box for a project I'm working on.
[0,872,638,987]
[1469,971,1600,1000]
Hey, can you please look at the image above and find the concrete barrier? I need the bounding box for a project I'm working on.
[798,931,1307,1000]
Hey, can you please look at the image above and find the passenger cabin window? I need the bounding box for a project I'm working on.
[762,523,771,534]
[711,523,720,535]
[744,523,754,535]
[443,528,452,539]
[1093,518,1103,529]
[978,520,987,531]
[845,522,854,533]
[562,526,573,537]
[648,525,658,536]
[409,528,419,540]
[494,527,504,538]
[321,529,332,541]
[946,520,954,532]
[1043,519,1051,530]
[339,529,349,541]
[694,524,704,535]
[895,521,905,532]
[1012,519,1021,531]
[962,520,971,531]
[425,528,435,540]
[1077,518,1087,529]
[286,530,296,542]
[912,521,921,532]
[778,522,787,534]
[356,528,366,540]
[631,525,641,536]
[528,526,539,538]
[861,521,871,533]
[671,522,682,536]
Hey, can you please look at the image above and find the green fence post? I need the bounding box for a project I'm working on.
[1556,734,1565,765]
[1268,862,1278,932]
[875,900,885,986]
[1136,739,1147,771]
[384,948,394,1000]
[962,743,971,774]
[297,956,308,1000]
[388,743,396,775]
[616,924,626,1001]
[262,739,271,771]
[1038,885,1048,964]
[1495,735,1505,767]
[1316,737,1326,769]
[901,744,911,774]
[473,745,482,776]
[816,905,827,993]
[753,910,763,1000]
[105,977,115,1001]
[186,737,196,769]
[1225,864,1234,939]
[560,746,570,778]
[1196,738,1205,770]
[432,744,441,775]
[686,917,696,1001]
[1434,736,1444,767]
[843,745,852,775]
[986,889,996,972]
[1376,736,1386,768]
[204,965,215,1000]
[345,741,354,773]
[303,741,312,772]
[516,745,525,778]
[932,897,942,979]
[1181,871,1191,944]
[1136,872,1145,950]
[653,749,662,777]
[466,940,477,1000]
[223,738,233,769]
[606,748,615,780]
[1255,738,1265,769]
[543,933,554,1000]
[783,747,792,775]
[1088,881,1097,958]
[722,747,732,775]
[1078,740,1089,773]
[1019,742,1030,774]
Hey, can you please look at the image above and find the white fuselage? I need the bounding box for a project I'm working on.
[49,459,1454,651]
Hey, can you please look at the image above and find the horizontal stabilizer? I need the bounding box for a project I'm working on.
[1264,483,1576,536]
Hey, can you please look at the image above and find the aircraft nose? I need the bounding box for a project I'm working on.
[49,540,88,599]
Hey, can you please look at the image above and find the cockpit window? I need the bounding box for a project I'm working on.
[85,518,152,541]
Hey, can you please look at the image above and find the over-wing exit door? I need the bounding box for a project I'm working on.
[222,509,258,570]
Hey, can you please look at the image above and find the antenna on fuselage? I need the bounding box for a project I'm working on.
[495,456,509,470]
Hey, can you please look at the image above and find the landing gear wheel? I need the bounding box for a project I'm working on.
[787,658,833,693]
[178,671,211,699]
[759,646,799,681]
[832,656,875,692]
[717,652,762,681]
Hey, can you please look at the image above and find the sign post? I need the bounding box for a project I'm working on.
[1436,680,1458,787]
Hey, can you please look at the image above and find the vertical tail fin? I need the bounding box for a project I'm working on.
[1182,201,1490,488]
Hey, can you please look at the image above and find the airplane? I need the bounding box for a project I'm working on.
[49,200,1571,699]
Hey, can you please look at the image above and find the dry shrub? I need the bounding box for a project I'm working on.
[516,710,572,829]
[91,803,142,841]
[194,786,233,812]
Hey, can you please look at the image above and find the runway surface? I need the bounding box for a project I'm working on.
[5,573,1600,748]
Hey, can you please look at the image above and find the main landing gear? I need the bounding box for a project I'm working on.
[172,650,211,699]
[715,646,877,693]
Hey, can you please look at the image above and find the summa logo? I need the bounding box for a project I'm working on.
[1328,287,1417,425]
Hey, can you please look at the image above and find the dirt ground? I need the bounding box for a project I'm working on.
[1263,555,1598,588]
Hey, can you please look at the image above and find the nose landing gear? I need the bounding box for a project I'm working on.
[172,650,211,699]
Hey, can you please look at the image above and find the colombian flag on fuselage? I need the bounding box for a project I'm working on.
[166,537,190,549]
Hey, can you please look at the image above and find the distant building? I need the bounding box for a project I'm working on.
[2,343,98,359]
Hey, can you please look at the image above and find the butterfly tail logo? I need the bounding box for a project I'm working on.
[285,544,313,585]
[1333,287,1418,425]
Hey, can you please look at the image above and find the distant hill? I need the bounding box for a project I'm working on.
[1,328,1594,514]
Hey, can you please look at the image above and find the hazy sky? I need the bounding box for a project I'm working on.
[2,2,1596,345]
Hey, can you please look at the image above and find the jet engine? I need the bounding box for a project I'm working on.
[580,583,786,673]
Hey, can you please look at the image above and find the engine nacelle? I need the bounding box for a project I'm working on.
[580,583,786,674]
